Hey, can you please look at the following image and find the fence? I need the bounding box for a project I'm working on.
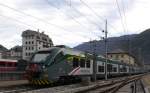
[0,71,26,80]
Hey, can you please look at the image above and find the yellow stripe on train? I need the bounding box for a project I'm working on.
[38,80,41,85]
[40,80,45,85]
[31,79,52,85]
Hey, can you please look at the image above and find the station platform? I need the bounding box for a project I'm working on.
[142,74,150,93]
[0,80,28,87]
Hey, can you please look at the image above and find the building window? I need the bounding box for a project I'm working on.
[29,47,30,50]
[39,47,40,49]
[32,47,34,50]
[121,54,124,58]
[25,41,27,44]
[110,55,112,57]
[32,41,34,44]
[116,55,119,59]
[26,47,27,50]
[29,41,30,44]
[26,53,28,56]
[121,60,124,63]
[37,36,40,39]
[31,36,34,39]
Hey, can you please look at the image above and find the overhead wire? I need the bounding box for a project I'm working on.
[44,1,99,39]
[79,0,120,34]
[65,0,104,31]
[0,3,69,31]
[121,0,128,34]
[0,7,90,43]
[46,0,101,39]
[0,14,74,42]
[115,0,126,34]
[120,0,131,55]
[0,14,37,30]
[64,0,104,40]
[0,3,94,40]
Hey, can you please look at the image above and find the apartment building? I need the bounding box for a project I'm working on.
[22,30,53,60]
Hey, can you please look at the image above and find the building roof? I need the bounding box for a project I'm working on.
[0,45,8,52]
[22,29,49,37]
[107,49,136,59]
[22,29,53,44]
[107,49,128,54]
[10,46,22,52]
[0,59,17,62]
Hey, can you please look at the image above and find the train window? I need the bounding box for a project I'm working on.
[80,58,85,67]
[14,63,17,67]
[86,60,90,68]
[98,66,104,72]
[54,52,63,62]
[112,64,117,72]
[32,52,50,63]
[73,57,79,67]
[123,66,127,72]
[0,63,5,67]
[113,67,117,72]
[7,63,12,67]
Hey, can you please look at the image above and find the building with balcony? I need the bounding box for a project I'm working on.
[22,29,53,60]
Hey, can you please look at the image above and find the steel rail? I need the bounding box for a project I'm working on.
[75,74,147,93]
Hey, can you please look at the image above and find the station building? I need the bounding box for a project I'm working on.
[22,29,53,61]
[107,49,136,65]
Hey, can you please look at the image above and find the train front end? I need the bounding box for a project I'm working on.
[26,50,54,85]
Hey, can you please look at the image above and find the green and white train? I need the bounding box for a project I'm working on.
[26,46,142,85]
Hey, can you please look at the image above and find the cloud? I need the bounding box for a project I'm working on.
[0,0,149,49]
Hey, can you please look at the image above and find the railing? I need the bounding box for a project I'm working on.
[0,67,16,72]
[0,71,26,80]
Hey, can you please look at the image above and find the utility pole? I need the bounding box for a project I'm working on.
[128,37,131,75]
[104,20,108,80]
[92,40,97,82]
[138,48,144,70]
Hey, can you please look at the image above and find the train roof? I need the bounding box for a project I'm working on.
[0,59,17,62]
[36,46,85,57]
[35,47,133,66]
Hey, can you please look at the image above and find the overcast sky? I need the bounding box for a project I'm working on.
[0,0,149,49]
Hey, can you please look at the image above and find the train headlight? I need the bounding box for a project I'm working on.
[42,66,45,69]
[43,68,48,79]
[67,57,73,62]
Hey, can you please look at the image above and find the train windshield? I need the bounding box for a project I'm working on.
[32,51,51,63]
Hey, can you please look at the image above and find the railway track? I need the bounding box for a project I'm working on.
[75,74,145,93]
[0,84,35,93]
[0,74,147,93]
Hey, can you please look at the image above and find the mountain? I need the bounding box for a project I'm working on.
[74,28,150,65]
[0,44,8,52]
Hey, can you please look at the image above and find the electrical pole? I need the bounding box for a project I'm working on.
[128,37,131,75]
[138,48,144,70]
[104,20,108,80]
[93,40,97,82]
